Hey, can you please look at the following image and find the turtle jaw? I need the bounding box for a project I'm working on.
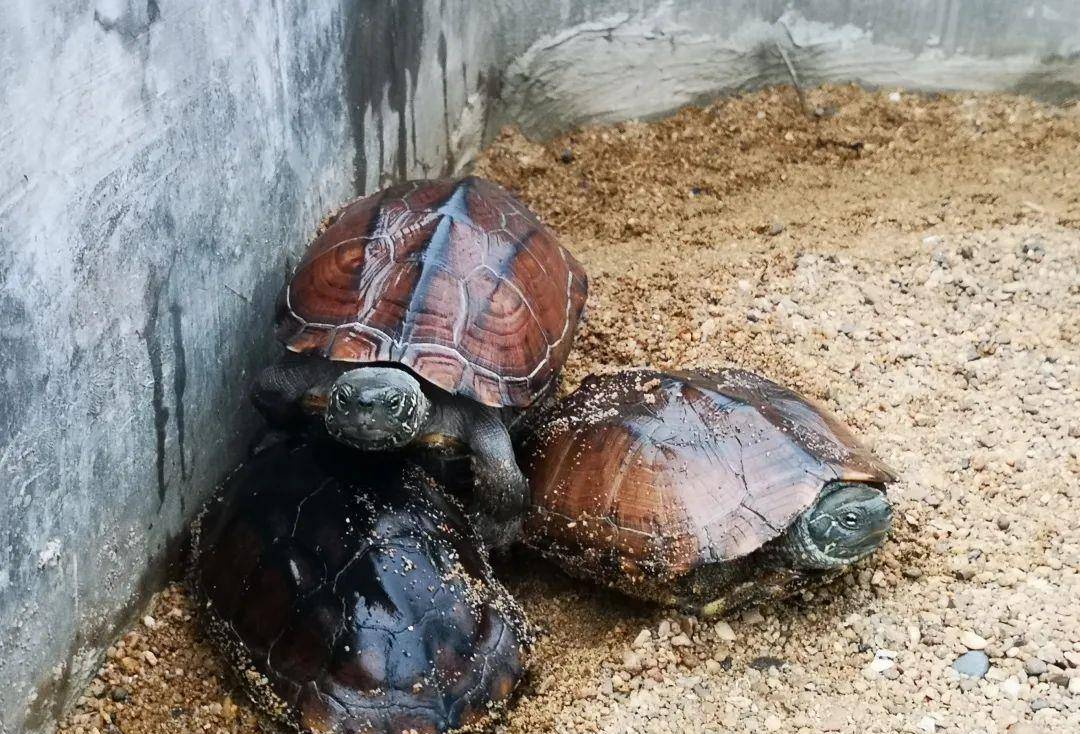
[324,367,432,452]
[783,482,893,571]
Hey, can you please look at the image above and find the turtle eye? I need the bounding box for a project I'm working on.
[388,393,402,411]
[841,511,861,529]
[333,390,350,413]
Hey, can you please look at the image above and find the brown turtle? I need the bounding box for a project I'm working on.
[254,177,588,526]
[192,439,531,734]
[518,369,895,615]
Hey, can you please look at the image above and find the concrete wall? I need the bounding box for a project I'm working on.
[1,1,1077,732]
[497,0,1080,138]
[0,3,356,730]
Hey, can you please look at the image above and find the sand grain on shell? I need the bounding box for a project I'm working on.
[59,86,1080,734]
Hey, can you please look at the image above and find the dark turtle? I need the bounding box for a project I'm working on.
[518,369,895,616]
[191,440,531,733]
[254,176,588,526]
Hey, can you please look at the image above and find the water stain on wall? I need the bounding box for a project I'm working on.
[343,0,426,192]
[141,273,171,507]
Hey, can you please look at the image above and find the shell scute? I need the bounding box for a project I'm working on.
[191,441,531,733]
[522,369,895,580]
[279,177,588,407]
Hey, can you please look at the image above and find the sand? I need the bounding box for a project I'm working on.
[58,85,1080,734]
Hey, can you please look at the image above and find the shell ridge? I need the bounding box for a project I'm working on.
[395,200,458,351]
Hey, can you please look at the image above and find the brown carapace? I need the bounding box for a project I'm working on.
[277,176,588,408]
[519,369,895,613]
[192,441,531,734]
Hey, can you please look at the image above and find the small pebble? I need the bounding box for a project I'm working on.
[954,651,990,678]
[670,634,693,647]
[714,621,736,641]
[961,631,988,650]
[1011,725,1042,734]
[1024,658,1047,677]
[1046,666,1071,687]
[867,654,896,674]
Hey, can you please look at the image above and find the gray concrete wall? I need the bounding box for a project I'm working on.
[0,3,356,730]
[497,0,1080,138]
[1,1,1077,732]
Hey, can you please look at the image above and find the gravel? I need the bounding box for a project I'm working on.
[58,86,1080,734]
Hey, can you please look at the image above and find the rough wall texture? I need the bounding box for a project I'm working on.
[1,1,1077,732]
[497,0,1080,138]
[0,3,357,730]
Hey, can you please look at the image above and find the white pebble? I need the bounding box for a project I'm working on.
[867,655,895,673]
[713,621,736,642]
[1000,676,1022,699]
[961,631,988,650]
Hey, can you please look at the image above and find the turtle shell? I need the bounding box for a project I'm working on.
[520,369,894,585]
[191,440,531,734]
[277,176,588,408]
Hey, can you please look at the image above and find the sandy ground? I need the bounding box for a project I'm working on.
[58,86,1079,734]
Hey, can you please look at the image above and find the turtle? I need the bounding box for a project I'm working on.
[517,368,895,616]
[191,439,532,734]
[253,176,588,525]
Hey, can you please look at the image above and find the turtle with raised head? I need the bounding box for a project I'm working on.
[254,177,588,525]
[192,440,532,734]
[519,368,895,616]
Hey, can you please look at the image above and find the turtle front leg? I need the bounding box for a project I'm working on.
[465,406,530,523]
[251,354,342,428]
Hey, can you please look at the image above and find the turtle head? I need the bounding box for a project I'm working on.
[783,482,892,571]
[324,367,432,451]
